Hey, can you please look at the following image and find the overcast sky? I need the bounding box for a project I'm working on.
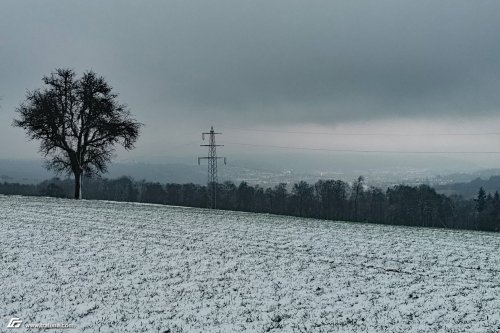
[2,0,500,172]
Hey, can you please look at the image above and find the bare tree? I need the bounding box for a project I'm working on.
[14,68,141,199]
[352,175,365,221]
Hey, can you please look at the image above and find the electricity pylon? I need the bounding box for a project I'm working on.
[198,126,226,209]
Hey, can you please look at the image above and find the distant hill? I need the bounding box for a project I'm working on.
[0,159,52,184]
[3,158,500,193]
[0,159,207,185]
[436,175,500,198]
[107,162,206,184]
[0,159,291,186]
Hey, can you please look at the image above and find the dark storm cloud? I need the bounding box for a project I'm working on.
[2,0,500,126]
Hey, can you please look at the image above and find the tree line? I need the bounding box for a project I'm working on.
[0,176,498,232]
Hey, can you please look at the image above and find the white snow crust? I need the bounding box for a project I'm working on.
[1,195,500,332]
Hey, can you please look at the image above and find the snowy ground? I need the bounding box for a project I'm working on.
[1,195,500,332]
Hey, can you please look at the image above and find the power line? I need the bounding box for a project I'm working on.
[224,127,500,137]
[224,142,500,154]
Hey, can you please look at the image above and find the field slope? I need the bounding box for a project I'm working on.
[1,195,500,332]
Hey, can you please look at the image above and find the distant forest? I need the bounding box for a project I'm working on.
[1,176,499,232]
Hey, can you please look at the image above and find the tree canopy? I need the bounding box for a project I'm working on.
[14,68,142,199]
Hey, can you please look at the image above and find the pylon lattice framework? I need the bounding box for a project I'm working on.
[198,126,226,209]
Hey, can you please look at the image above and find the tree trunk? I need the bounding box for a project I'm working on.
[74,172,82,199]
[354,201,358,221]
[354,191,359,221]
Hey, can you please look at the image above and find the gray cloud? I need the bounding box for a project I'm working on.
[2,0,500,128]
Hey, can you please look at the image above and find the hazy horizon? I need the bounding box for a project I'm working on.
[2,0,500,175]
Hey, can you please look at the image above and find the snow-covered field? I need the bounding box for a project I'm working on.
[1,195,500,332]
